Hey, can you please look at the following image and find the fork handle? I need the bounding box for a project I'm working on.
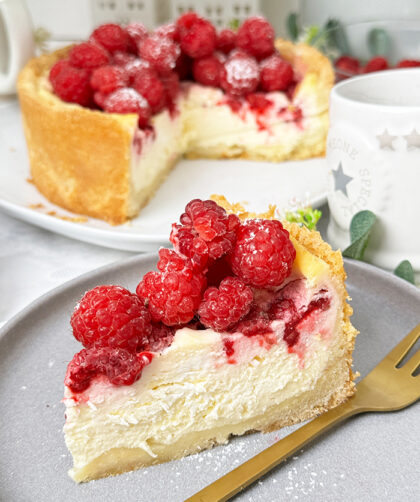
[186,397,364,502]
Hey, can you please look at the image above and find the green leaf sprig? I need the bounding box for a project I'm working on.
[285,207,322,231]
[343,211,416,285]
[342,210,376,261]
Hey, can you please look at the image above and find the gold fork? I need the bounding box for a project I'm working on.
[186,322,420,502]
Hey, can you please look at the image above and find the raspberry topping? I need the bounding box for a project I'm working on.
[236,17,275,60]
[124,58,151,82]
[136,249,206,326]
[65,347,152,393]
[260,54,294,92]
[198,277,253,331]
[70,285,152,352]
[216,29,236,54]
[170,199,240,271]
[133,69,166,113]
[125,22,148,46]
[90,65,128,95]
[363,56,389,73]
[112,51,137,67]
[144,323,175,352]
[192,55,222,87]
[229,219,296,287]
[139,34,180,74]
[396,59,420,68]
[220,53,260,97]
[335,55,360,77]
[104,88,151,127]
[180,18,216,59]
[69,42,110,70]
[91,23,130,53]
[176,12,200,37]
[154,22,179,42]
[49,61,92,106]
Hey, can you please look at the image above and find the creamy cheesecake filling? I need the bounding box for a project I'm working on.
[63,273,344,480]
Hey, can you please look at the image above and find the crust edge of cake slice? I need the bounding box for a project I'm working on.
[63,221,358,483]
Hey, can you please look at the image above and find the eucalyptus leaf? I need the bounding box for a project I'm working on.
[342,210,376,260]
[368,28,390,56]
[324,19,350,55]
[286,12,299,41]
[394,260,415,285]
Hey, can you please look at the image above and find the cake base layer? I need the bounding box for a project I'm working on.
[69,356,354,482]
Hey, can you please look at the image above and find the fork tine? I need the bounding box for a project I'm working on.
[403,348,420,375]
[384,322,420,367]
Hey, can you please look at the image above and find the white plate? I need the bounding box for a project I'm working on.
[0,100,328,252]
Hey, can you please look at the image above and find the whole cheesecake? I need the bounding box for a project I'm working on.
[63,197,357,482]
[18,14,334,224]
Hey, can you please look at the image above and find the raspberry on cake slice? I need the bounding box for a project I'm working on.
[63,197,358,482]
[18,12,334,224]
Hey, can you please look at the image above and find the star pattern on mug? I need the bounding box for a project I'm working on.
[376,129,398,150]
[332,163,353,197]
[403,129,420,149]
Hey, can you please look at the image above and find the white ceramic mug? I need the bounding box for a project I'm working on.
[0,0,34,95]
[326,69,420,273]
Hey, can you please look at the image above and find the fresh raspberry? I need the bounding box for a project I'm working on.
[49,59,71,84]
[91,23,130,53]
[236,17,275,60]
[363,56,389,73]
[112,51,137,66]
[170,199,240,271]
[216,29,236,54]
[49,61,92,106]
[180,18,216,59]
[104,88,151,127]
[192,55,222,87]
[154,22,179,42]
[70,285,152,352]
[396,59,420,68]
[133,69,166,113]
[136,252,206,326]
[124,58,151,82]
[139,34,180,74]
[220,53,260,96]
[229,219,296,287]
[143,323,175,352]
[176,12,200,37]
[90,65,128,94]
[93,91,107,109]
[69,42,110,70]
[260,54,294,92]
[65,347,152,393]
[198,277,253,331]
[335,55,360,78]
[126,22,148,47]
[246,92,273,112]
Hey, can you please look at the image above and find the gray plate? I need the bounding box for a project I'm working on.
[0,256,419,502]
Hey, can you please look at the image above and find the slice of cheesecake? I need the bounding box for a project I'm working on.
[63,199,357,482]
